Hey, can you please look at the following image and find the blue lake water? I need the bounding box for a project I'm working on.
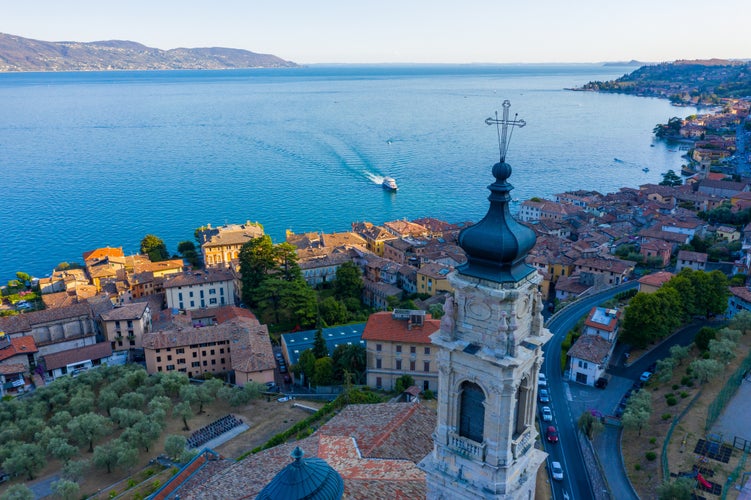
[0,64,698,281]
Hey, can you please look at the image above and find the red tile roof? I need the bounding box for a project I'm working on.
[43,342,112,370]
[180,402,435,500]
[0,335,38,362]
[82,246,124,263]
[361,311,439,344]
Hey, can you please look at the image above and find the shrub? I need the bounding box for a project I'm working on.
[680,391,689,398]
[681,376,692,386]
[646,451,657,461]
[666,396,678,406]
[422,389,435,400]
[662,413,672,420]
[664,393,674,399]
[649,437,657,444]
[635,464,642,471]
[672,384,679,390]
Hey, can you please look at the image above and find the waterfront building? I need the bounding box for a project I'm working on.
[197,221,264,268]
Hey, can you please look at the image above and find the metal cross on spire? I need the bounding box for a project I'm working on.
[485,100,525,162]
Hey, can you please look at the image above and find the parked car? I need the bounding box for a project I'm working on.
[15,301,32,310]
[639,371,652,383]
[595,376,609,389]
[546,426,559,443]
[541,406,553,422]
[538,373,547,388]
[538,388,550,404]
[551,461,564,481]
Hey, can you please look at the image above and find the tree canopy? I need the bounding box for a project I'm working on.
[140,234,169,262]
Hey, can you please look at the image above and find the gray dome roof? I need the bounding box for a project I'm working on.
[256,447,344,500]
[458,159,536,283]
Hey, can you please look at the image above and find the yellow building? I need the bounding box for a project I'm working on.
[198,222,264,268]
[416,262,454,297]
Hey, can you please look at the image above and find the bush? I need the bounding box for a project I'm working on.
[422,389,435,400]
[672,384,679,390]
[680,391,689,398]
[666,396,678,406]
[661,413,672,420]
[635,464,642,471]
[680,376,692,386]
[649,437,657,444]
[645,451,657,461]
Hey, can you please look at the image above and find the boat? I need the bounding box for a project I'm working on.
[614,158,624,163]
[642,167,649,172]
[382,177,398,191]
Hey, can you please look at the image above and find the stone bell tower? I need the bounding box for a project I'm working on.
[420,101,552,499]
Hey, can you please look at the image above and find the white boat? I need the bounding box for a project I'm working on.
[382,177,398,191]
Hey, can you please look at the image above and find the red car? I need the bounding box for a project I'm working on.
[546,426,559,443]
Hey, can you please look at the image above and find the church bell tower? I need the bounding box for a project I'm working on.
[420,101,552,499]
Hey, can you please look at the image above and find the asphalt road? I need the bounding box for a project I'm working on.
[541,281,638,500]
[541,281,721,500]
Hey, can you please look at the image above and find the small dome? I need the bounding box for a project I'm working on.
[458,160,536,283]
[256,447,344,500]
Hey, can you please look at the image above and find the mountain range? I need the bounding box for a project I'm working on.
[0,33,298,72]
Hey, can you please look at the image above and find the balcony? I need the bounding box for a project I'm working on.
[448,432,485,461]
[511,429,533,460]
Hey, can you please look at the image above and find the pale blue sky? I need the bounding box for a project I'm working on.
[2,0,749,64]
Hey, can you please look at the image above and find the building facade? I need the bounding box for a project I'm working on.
[163,269,235,311]
[362,310,440,392]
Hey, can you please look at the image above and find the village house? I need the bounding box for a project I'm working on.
[362,310,440,392]
[574,257,634,286]
[567,335,612,387]
[100,301,152,352]
[197,222,265,268]
[163,269,235,312]
[637,271,675,293]
[675,250,708,273]
[728,286,751,318]
[416,262,454,297]
[362,279,402,311]
[142,314,273,384]
[716,225,740,242]
[639,239,673,267]
[0,334,38,397]
[0,302,103,358]
[410,217,460,239]
[41,342,115,381]
[383,219,429,239]
[582,307,621,342]
[351,222,399,256]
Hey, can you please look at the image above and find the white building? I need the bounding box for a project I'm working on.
[163,269,235,311]
[567,335,612,386]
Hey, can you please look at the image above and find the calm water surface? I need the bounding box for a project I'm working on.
[0,64,697,281]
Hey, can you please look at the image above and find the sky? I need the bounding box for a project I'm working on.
[2,0,750,65]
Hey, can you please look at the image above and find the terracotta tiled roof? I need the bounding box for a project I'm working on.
[730,286,751,302]
[0,335,38,362]
[100,302,149,321]
[212,306,257,324]
[43,342,112,370]
[677,250,708,263]
[567,335,612,364]
[162,269,234,289]
[0,363,26,375]
[83,246,124,263]
[180,402,434,500]
[19,302,92,327]
[638,271,675,287]
[361,311,439,344]
[583,307,620,332]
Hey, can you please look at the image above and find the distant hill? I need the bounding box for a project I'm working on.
[0,33,298,72]
[578,58,751,105]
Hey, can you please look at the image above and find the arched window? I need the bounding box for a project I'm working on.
[459,381,485,443]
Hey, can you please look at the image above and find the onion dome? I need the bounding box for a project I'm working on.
[457,159,536,283]
[256,446,344,500]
